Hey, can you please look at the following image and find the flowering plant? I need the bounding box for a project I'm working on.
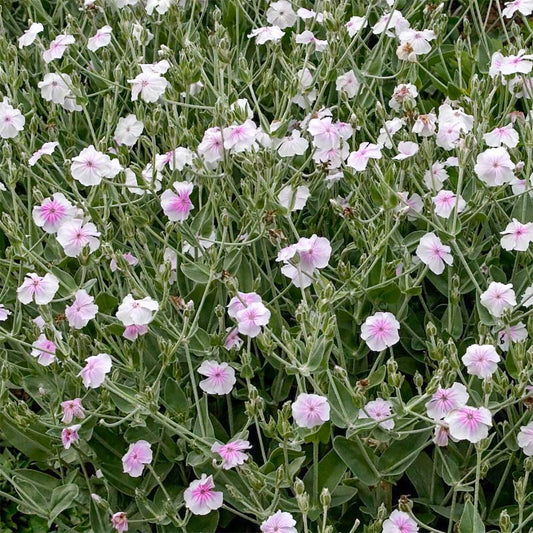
[2,0,533,532]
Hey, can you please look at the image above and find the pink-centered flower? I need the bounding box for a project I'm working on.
[57,219,100,257]
[260,511,298,533]
[426,383,469,420]
[31,335,57,366]
[484,124,519,148]
[235,302,271,338]
[0,99,25,139]
[211,439,251,469]
[111,512,128,532]
[17,273,59,305]
[292,393,330,429]
[123,324,149,341]
[43,34,75,63]
[503,0,533,17]
[71,145,120,186]
[462,344,500,378]
[444,406,492,443]
[110,252,139,272]
[61,398,85,424]
[382,510,419,533]
[359,398,395,430]
[198,127,224,163]
[87,25,112,52]
[223,120,258,152]
[122,440,152,478]
[224,327,243,350]
[267,1,297,29]
[161,182,194,222]
[474,147,516,187]
[498,322,528,351]
[433,424,452,447]
[416,232,453,275]
[116,294,159,326]
[128,70,168,103]
[500,219,533,251]
[198,361,236,395]
[65,290,98,329]
[79,353,112,389]
[432,190,466,219]
[61,424,81,450]
[308,117,340,150]
[360,312,400,352]
[480,282,516,317]
[184,474,223,515]
[518,421,533,455]
[32,192,75,233]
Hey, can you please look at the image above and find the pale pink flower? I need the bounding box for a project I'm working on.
[29,141,59,167]
[17,273,59,305]
[56,219,100,257]
[31,335,57,366]
[128,70,168,102]
[399,29,436,55]
[372,10,410,37]
[346,142,382,171]
[382,510,419,533]
[433,424,451,447]
[346,16,367,37]
[18,22,43,48]
[161,182,194,222]
[295,30,328,51]
[32,192,75,233]
[297,8,323,23]
[122,440,153,478]
[0,304,11,322]
[416,232,453,275]
[43,34,75,63]
[312,145,349,169]
[114,115,143,147]
[518,422,533,455]
[38,73,81,111]
[426,383,469,420]
[393,141,419,160]
[423,161,448,190]
[480,282,516,317]
[361,312,400,352]
[261,511,298,533]
[412,112,437,137]
[377,118,405,149]
[438,104,474,132]
[65,290,98,329]
[389,83,418,111]
[223,120,257,152]
[266,0,296,28]
[211,439,251,469]
[503,0,533,17]
[61,398,85,424]
[484,124,519,148]
[308,117,340,150]
[292,393,330,428]
[444,406,492,443]
[247,26,285,44]
[123,324,149,341]
[474,147,516,186]
[462,344,500,378]
[278,130,309,157]
[111,512,128,532]
[500,219,533,251]
[227,292,263,318]
[499,50,533,76]
[359,398,394,430]
[336,70,360,97]
[198,127,224,163]
[396,192,423,220]
[224,327,243,350]
[236,302,271,337]
[110,252,139,272]
[436,122,461,150]
[0,99,25,139]
[87,25,112,51]
[498,322,528,351]
[156,147,194,171]
[61,424,81,450]
[71,145,120,186]
[184,474,223,515]
[278,185,311,211]
[198,361,236,395]
[116,294,159,326]
[432,190,466,219]
[79,353,112,389]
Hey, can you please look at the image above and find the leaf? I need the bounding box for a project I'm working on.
[378,429,432,477]
[303,449,346,494]
[459,499,485,533]
[187,511,219,532]
[48,484,79,525]
[180,262,211,284]
[94,292,118,314]
[327,377,358,429]
[406,452,444,502]
[333,436,380,486]
[163,378,190,414]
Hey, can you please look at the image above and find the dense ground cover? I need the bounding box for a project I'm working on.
[2,0,533,531]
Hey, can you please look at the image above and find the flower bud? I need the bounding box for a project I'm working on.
[320,487,331,508]
[499,509,512,533]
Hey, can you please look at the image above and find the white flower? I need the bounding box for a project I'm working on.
[480,282,516,317]
[346,16,367,37]
[29,142,59,167]
[500,219,533,251]
[43,34,75,63]
[71,145,121,186]
[116,294,159,326]
[247,26,284,44]
[266,0,297,29]
[0,99,25,139]
[483,124,519,148]
[336,70,360,98]
[38,73,81,111]
[393,141,419,160]
[474,147,516,186]
[128,70,168,103]
[56,219,101,257]
[114,115,144,146]
[87,25,112,52]
[278,185,310,211]
[18,22,43,48]
[17,273,59,305]
[277,130,309,157]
